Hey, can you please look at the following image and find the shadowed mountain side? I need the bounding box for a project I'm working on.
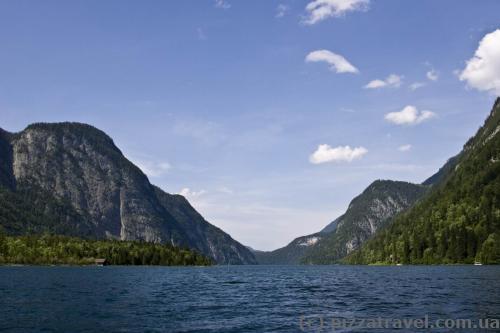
[0,122,256,264]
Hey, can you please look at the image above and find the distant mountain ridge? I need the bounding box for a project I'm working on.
[0,122,256,264]
[254,233,323,265]
[256,180,427,264]
[301,180,428,264]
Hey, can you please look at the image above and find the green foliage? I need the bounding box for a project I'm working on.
[0,129,15,190]
[0,123,256,265]
[0,184,94,237]
[300,181,428,264]
[0,232,212,266]
[345,99,500,265]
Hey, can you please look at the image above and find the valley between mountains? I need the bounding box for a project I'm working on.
[256,98,500,265]
[1,99,499,265]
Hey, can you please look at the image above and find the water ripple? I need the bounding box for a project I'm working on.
[0,265,499,332]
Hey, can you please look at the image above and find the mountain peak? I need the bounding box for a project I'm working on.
[0,122,256,264]
[21,122,117,149]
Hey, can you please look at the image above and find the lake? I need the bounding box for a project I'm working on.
[0,265,499,332]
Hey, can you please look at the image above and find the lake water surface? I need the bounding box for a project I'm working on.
[0,265,499,332]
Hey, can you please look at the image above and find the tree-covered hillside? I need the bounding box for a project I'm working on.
[253,233,323,265]
[301,180,428,264]
[346,98,500,265]
[0,230,211,266]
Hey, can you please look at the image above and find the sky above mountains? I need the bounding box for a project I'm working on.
[1,0,500,250]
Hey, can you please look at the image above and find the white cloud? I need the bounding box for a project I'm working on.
[179,188,207,198]
[426,69,439,81]
[365,74,402,89]
[398,144,412,152]
[409,82,426,91]
[135,161,171,178]
[385,105,436,125]
[309,144,368,164]
[276,4,289,18]
[364,79,385,89]
[214,0,231,9]
[459,29,500,95]
[303,0,369,25]
[305,49,359,74]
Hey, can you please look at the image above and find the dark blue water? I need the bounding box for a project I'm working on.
[0,265,499,332]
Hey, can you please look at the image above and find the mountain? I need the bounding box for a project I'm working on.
[301,180,428,264]
[254,233,322,265]
[255,180,427,264]
[0,122,256,264]
[346,98,500,265]
[320,217,340,234]
[422,154,460,186]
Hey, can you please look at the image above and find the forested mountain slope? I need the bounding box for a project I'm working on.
[255,180,427,264]
[346,98,500,264]
[301,180,428,264]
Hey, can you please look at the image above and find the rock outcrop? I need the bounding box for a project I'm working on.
[0,122,256,264]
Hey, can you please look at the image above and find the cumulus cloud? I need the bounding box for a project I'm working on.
[305,50,359,74]
[459,29,500,95]
[215,0,231,9]
[135,161,171,178]
[385,105,436,125]
[276,4,289,18]
[398,144,412,152]
[426,69,439,81]
[365,74,402,89]
[309,144,368,164]
[303,0,369,25]
[409,82,426,91]
[179,188,207,198]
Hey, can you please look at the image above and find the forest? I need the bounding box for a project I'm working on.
[0,229,212,266]
[345,102,500,265]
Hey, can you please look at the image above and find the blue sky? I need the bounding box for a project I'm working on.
[1,0,500,250]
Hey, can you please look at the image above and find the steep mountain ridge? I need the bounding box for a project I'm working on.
[256,180,427,264]
[302,180,428,264]
[0,122,256,264]
[346,98,500,264]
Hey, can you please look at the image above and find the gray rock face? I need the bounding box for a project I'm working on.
[257,180,428,264]
[302,180,428,264]
[1,122,256,264]
[153,187,256,264]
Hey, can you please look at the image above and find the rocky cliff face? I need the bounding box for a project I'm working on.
[302,180,428,264]
[0,122,256,264]
[153,187,256,264]
[256,180,427,264]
